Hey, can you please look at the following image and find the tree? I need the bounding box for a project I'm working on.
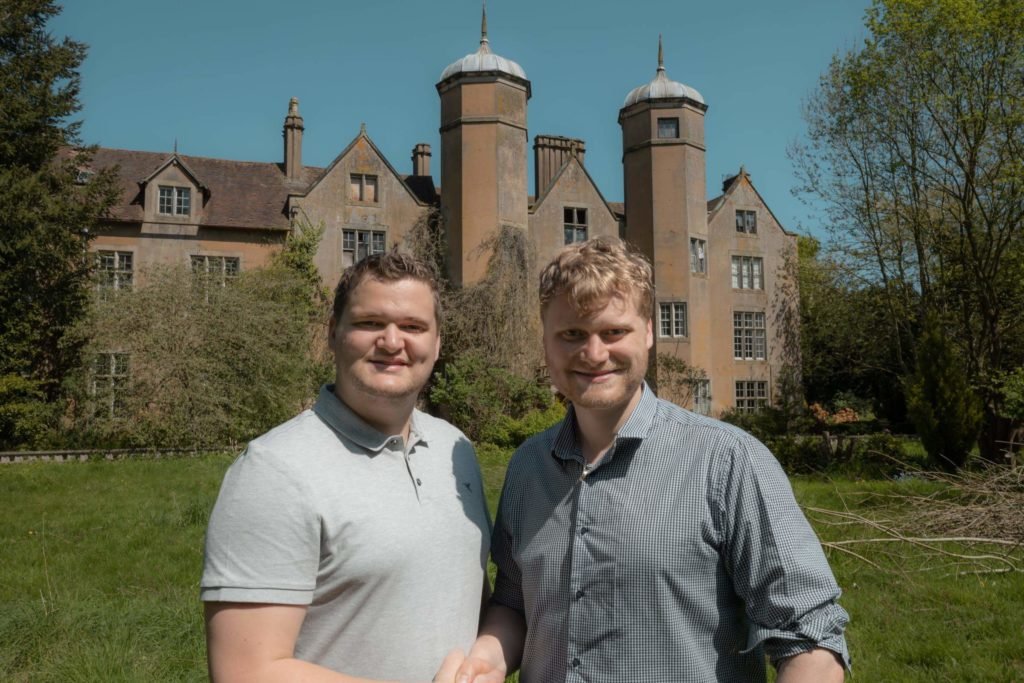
[0,0,117,447]
[69,263,323,448]
[905,314,983,470]
[796,236,909,423]
[655,354,708,411]
[793,0,1024,463]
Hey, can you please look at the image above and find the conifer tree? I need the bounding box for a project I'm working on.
[0,0,117,446]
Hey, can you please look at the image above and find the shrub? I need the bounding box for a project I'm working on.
[430,350,562,447]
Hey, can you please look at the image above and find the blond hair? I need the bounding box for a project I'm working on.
[538,237,653,318]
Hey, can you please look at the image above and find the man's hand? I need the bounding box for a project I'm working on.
[454,655,506,683]
[432,649,465,683]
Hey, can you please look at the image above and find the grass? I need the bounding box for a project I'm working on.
[2,453,1022,681]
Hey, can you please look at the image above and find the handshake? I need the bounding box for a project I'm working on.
[432,648,507,683]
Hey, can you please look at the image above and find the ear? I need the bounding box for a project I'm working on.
[645,318,654,350]
[433,332,441,363]
[327,315,338,350]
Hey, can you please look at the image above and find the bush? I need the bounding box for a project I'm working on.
[430,350,562,447]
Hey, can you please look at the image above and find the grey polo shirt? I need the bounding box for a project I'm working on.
[491,384,850,682]
[201,385,490,682]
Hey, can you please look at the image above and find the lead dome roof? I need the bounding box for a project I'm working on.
[623,36,704,107]
[439,7,527,82]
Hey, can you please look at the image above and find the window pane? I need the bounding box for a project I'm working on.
[225,258,239,277]
[177,188,190,215]
[564,227,574,245]
[576,227,587,242]
[659,304,672,337]
[350,175,362,201]
[576,208,587,224]
[372,231,386,254]
[657,117,679,138]
[564,207,574,224]
[731,258,740,288]
[159,187,173,214]
[343,230,355,251]
[365,176,377,202]
[673,303,686,336]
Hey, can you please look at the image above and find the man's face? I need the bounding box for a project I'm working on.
[542,290,653,413]
[329,277,440,405]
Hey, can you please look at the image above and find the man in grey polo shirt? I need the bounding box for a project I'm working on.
[451,237,849,683]
[202,251,490,682]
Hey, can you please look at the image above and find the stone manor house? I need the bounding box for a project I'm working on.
[84,16,798,417]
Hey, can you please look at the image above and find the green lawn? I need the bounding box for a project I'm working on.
[2,454,1022,682]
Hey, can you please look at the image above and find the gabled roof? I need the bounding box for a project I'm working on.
[90,147,322,231]
[294,127,430,207]
[138,154,209,194]
[707,167,795,236]
[529,153,618,223]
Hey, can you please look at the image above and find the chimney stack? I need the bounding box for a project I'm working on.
[283,97,304,180]
[533,135,585,198]
[412,143,432,176]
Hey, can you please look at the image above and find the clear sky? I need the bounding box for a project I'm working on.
[52,0,870,237]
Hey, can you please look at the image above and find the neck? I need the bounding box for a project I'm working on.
[574,386,644,464]
[334,385,415,440]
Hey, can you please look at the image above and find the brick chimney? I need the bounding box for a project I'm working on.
[534,135,585,198]
[412,143,431,176]
[283,97,304,180]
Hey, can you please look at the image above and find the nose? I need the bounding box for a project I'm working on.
[580,333,609,364]
[376,323,403,352]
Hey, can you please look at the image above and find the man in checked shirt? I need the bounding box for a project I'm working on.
[451,237,849,683]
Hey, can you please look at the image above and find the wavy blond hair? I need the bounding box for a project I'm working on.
[538,237,653,318]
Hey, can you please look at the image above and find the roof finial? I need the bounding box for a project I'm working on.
[288,97,299,116]
[360,122,367,135]
[173,138,178,155]
[480,2,490,50]
[657,34,665,73]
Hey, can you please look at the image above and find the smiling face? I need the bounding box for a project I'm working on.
[329,276,440,417]
[542,290,653,416]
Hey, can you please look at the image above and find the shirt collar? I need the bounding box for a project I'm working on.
[313,384,425,453]
[551,382,658,461]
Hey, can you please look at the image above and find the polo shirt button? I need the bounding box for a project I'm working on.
[416,478,422,486]
[575,589,585,600]
[571,657,581,667]
[579,526,588,536]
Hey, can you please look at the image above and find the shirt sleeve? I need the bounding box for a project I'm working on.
[489,461,526,613]
[714,434,851,669]
[200,442,320,605]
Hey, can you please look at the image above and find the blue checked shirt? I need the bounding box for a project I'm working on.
[490,385,850,682]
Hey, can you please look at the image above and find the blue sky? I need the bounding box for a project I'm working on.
[53,0,870,237]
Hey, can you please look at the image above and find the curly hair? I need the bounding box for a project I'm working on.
[538,236,653,318]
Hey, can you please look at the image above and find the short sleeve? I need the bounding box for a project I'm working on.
[489,463,525,613]
[715,435,851,669]
[200,443,320,605]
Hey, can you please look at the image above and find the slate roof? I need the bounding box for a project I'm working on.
[89,148,323,231]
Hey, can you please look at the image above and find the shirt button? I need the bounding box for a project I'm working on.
[571,657,581,667]
[579,526,588,536]
[416,478,422,486]
[575,589,585,600]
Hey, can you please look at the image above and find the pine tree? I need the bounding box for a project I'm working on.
[0,0,117,447]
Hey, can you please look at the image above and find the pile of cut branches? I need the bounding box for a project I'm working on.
[806,465,1024,577]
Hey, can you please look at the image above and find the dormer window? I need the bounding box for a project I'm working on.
[159,186,191,216]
